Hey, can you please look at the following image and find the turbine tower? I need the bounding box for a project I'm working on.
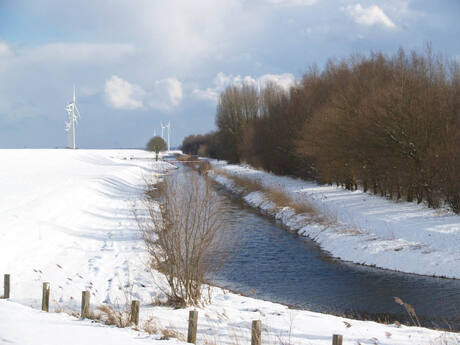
[65,86,81,149]
[165,121,171,151]
[161,122,165,140]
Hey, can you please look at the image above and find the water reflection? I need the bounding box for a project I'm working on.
[214,185,460,329]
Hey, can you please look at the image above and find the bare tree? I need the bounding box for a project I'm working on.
[138,171,230,307]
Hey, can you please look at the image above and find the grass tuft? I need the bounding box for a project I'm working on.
[213,168,329,225]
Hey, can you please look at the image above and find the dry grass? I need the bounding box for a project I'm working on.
[176,154,197,162]
[160,327,186,341]
[52,298,67,313]
[213,168,263,193]
[202,334,218,345]
[394,297,421,327]
[339,226,365,236]
[142,317,161,335]
[213,168,330,225]
[198,160,212,175]
[150,294,175,307]
[98,312,186,342]
[265,187,319,217]
[96,305,132,328]
[81,308,102,321]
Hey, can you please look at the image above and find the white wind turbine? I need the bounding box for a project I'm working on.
[65,86,81,149]
[161,122,165,140]
[165,121,171,151]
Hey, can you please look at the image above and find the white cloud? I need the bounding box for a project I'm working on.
[0,42,12,58]
[259,73,296,90]
[193,72,296,103]
[104,76,144,110]
[148,78,183,111]
[346,4,397,29]
[0,42,137,119]
[21,0,263,70]
[104,76,183,111]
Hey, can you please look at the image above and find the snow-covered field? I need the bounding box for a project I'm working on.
[0,299,182,345]
[0,150,458,345]
[210,161,460,279]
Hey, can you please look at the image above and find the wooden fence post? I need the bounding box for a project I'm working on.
[332,334,343,345]
[3,274,10,299]
[187,310,198,344]
[81,291,90,318]
[42,282,50,312]
[131,300,140,326]
[251,320,261,345]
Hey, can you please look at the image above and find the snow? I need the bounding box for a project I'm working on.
[0,299,183,345]
[210,161,460,279]
[0,150,458,344]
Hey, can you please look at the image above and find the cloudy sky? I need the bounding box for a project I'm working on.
[0,0,459,148]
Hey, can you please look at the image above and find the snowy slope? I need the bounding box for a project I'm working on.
[0,149,173,310]
[210,161,460,279]
[0,299,182,345]
[0,150,458,345]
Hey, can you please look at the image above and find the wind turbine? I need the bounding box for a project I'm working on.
[165,121,171,151]
[161,122,165,140]
[65,85,81,149]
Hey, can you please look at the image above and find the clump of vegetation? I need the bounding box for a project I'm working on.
[139,172,231,307]
[394,296,421,327]
[147,136,167,160]
[198,160,212,175]
[213,168,325,224]
[213,168,264,193]
[96,304,132,328]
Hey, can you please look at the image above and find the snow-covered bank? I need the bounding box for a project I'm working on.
[0,149,172,310]
[0,150,458,345]
[0,299,182,345]
[3,290,457,345]
[210,161,460,279]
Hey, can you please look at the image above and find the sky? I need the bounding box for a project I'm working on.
[0,0,459,149]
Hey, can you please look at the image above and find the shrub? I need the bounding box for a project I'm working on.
[147,136,167,153]
[139,172,230,306]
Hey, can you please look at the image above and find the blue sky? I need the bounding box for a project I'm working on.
[0,0,459,148]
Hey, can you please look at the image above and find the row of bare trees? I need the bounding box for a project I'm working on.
[183,47,460,212]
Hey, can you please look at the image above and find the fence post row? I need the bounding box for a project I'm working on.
[131,300,140,326]
[42,282,50,312]
[3,274,10,299]
[1,275,346,345]
[187,310,198,344]
[251,320,262,345]
[332,334,343,345]
[81,291,90,318]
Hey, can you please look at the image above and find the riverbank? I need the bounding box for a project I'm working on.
[0,149,458,344]
[209,160,460,280]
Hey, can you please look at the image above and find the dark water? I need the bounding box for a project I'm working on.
[170,161,460,329]
[213,185,460,329]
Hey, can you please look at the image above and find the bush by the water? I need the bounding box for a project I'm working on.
[146,136,167,153]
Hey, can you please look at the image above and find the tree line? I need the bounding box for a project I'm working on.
[182,47,460,213]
